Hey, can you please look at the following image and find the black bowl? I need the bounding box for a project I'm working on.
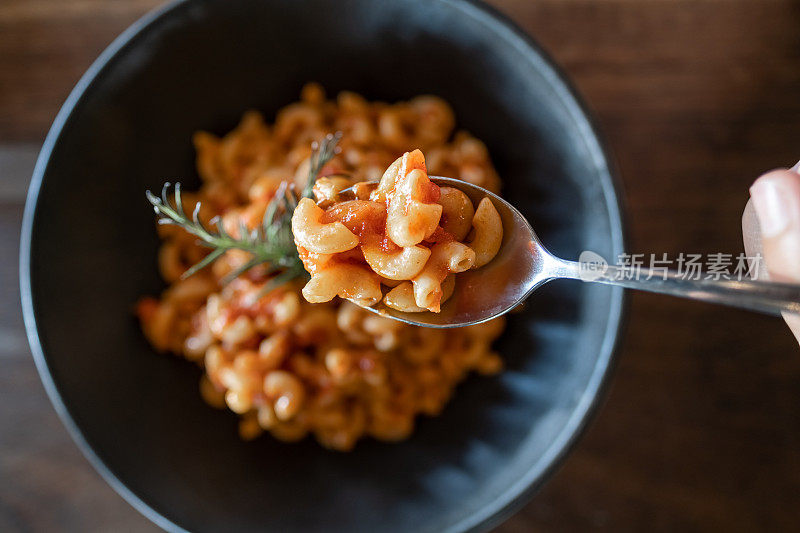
[20,0,626,531]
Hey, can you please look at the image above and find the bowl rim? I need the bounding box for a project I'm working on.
[19,0,628,531]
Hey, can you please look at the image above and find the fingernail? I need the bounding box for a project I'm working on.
[750,178,792,238]
[792,160,800,173]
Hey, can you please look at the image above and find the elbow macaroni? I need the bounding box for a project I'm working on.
[438,186,474,240]
[384,155,442,246]
[385,276,455,313]
[302,263,382,306]
[468,197,503,268]
[293,149,503,312]
[411,242,475,312]
[362,243,431,280]
[292,198,360,254]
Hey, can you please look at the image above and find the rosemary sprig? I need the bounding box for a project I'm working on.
[146,132,342,290]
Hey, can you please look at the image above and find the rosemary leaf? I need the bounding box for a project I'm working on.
[181,248,225,280]
[145,132,342,292]
[221,256,274,286]
[256,267,303,299]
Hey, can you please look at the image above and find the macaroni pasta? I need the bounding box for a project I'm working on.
[293,150,503,313]
[138,84,505,451]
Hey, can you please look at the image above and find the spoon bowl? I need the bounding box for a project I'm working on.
[346,177,559,328]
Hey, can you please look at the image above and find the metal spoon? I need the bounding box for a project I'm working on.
[338,176,800,328]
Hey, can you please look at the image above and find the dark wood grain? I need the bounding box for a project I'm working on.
[2,0,799,531]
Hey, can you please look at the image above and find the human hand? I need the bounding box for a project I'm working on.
[744,162,800,343]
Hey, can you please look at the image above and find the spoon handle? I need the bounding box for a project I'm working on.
[554,162,800,317]
[556,261,800,316]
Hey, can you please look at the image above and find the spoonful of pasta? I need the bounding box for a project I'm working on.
[291,148,800,328]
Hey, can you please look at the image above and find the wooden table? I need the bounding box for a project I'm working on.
[2,0,799,530]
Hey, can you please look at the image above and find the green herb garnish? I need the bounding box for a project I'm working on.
[146,132,342,291]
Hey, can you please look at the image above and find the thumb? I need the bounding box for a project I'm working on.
[748,165,800,343]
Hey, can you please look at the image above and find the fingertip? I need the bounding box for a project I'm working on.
[750,168,800,197]
[749,164,800,344]
[749,169,800,238]
[741,198,767,279]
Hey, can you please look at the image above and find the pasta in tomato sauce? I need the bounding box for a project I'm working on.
[137,84,505,451]
[294,149,503,313]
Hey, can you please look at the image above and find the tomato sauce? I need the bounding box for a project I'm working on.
[424,226,455,244]
[418,180,440,204]
[321,200,387,240]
